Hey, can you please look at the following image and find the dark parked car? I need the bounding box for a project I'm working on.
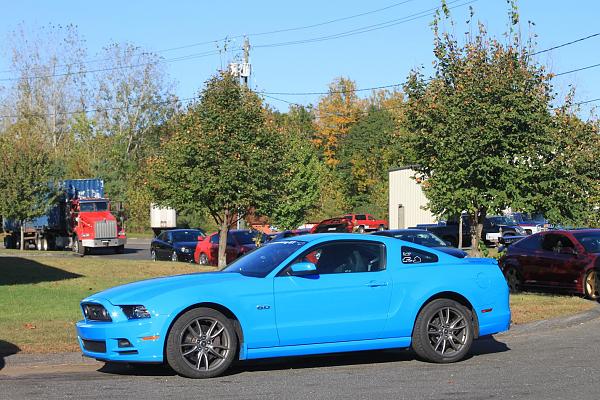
[417,215,525,247]
[268,229,311,242]
[373,229,468,258]
[499,229,600,299]
[151,229,205,262]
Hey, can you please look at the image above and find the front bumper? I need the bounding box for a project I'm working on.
[82,238,127,248]
[76,300,167,363]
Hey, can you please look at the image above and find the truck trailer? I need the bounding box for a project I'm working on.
[2,178,126,255]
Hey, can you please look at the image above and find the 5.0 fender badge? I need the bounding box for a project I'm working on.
[256,305,271,310]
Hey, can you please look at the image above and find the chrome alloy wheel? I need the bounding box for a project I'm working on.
[179,318,231,372]
[426,307,468,356]
[585,270,598,300]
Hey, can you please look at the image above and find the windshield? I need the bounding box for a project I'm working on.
[573,232,600,253]
[172,230,203,242]
[222,240,306,277]
[393,231,446,247]
[489,216,517,225]
[80,201,108,212]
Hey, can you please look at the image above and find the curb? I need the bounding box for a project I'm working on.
[499,303,600,337]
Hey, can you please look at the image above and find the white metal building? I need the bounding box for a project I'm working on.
[388,166,437,229]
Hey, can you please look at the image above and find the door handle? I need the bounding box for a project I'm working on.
[366,281,388,287]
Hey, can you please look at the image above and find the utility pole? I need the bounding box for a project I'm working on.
[241,37,250,87]
[231,38,251,230]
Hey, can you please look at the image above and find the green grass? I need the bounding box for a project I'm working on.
[0,255,215,355]
[509,292,596,325]
[0,254,596,356]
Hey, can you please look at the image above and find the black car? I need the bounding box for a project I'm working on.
[268,228,311,242]
[151,229,205,262]
[372,229,468,258]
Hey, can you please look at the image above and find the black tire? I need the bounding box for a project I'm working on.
[584,270,598,300]
[378,225,385,231]
[165,307,237,378]
[358,225,365,234]
[412,299,474,363]
[151,249,157,262]
[505,267,522,293]
[115,245,125,254]
[171,251,179,262]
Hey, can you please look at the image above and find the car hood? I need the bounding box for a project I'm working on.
[434,246,468,258]
[86,271,247,305]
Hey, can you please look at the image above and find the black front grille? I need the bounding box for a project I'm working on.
[82,339,106,353]
[82,303,112,322]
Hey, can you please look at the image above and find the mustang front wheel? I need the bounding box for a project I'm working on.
[412,299,473,363]
[166,307,237,378]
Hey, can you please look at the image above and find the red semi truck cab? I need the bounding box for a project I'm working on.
[342,213,388,233]
[70,198,126,255]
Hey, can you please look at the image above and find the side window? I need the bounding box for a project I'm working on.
[367,215,375,221]
[157,232,167,241]
[287,241,386,275]
[356,214,366,220]
[226,236,237,246]
[515,235,542,251]
[209,234,219,244]
[542,234,574,253]
[401,246,438,264]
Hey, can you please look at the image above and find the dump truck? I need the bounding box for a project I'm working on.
[2,179,126,255]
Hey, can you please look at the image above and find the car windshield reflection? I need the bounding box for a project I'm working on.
[222,240,306,277]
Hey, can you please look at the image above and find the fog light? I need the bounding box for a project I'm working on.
[118,339,132,348]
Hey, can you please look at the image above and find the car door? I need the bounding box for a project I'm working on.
[530,233,564,286]
[548,234,586,289]
[155,231,170,260]
[273,240,392,346]
[208,234,220,261]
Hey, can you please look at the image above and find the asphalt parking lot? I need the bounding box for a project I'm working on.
[86,238,151,261]
[2,309,599,400]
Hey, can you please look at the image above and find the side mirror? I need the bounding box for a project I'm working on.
[290,262,317,276]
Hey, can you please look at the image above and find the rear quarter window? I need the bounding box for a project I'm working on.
[513,234,542,251]
[401,246,438,264]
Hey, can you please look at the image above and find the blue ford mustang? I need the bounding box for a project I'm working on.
[76,233,510,378]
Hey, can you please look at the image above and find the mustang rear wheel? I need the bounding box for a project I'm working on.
[584,270,598,300]
[166,307,237,378]
[412,299,473,363]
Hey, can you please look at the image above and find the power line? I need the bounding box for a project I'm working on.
[0,49,236,82]
[0,0,470,81]
[0,0,419,75]
[254,0,472,49]
[531,32,600,56]
[554,62,600,77]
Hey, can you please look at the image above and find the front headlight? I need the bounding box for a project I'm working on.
[120,305,151,319]
[180,247,192,253]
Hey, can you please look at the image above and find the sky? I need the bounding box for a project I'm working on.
[0,0,599,116]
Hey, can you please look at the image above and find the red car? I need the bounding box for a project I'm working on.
[194,229,266,266]
[499,229,600,299]
[310,217,353,234]
[343,213,388,233]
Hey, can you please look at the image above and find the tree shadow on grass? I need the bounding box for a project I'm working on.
[0,340,21,370]
[0,257,82,285]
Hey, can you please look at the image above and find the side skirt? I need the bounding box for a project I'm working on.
[245,337,411,360]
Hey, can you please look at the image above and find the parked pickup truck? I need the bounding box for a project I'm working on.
[342,213,388,233]
[415,215,525,247]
